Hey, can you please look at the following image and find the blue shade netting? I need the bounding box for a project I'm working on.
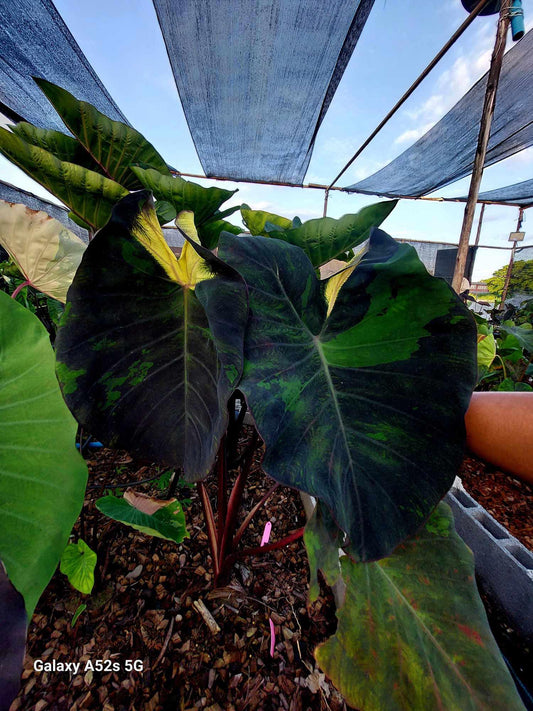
[152,0,374,184]
[344,30,533,198]
[0,0,128,132]
[462,178,533,207]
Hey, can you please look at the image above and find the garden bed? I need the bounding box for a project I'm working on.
[11,443,349,711]
[10,445,533,711]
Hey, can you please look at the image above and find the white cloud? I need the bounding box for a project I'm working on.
[394,23,495,146]
[395,121,436,145]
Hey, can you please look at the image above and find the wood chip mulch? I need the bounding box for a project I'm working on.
[459,454,533,551]
[11,438,350,711]
[10,445,533,711]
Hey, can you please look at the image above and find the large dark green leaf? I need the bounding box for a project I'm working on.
[131,167,237,236]
[11,122,102,173]
[35,79,171,190]
[0,128,128,231]
[219,229,476,560]
[0,292,88,616]
[242,201,397,267]
[55,191,247,480]
[311,503,524,711]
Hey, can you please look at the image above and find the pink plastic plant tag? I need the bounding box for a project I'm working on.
[260,521,272,547]
[269,618,276,657]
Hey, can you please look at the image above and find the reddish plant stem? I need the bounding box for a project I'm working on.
[216,437,227,550]
[226,527,305,567]
[216,430,261,582]
[232,482,279,548]
[197,481,219,577]
[11,279,31,299]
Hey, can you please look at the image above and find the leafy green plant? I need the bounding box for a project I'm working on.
[60,539,97,595]
[475,309,533,392]
[0,81,525,710]
[484,259,533,301]
[0,292,87,704]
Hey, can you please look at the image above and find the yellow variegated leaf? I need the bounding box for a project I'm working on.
[0,200,86,302]
[131,204,212,290]
[324,241,368,316]
[175,211,214,289]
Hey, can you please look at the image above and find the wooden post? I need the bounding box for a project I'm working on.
[474,203,486,246]
[499,207,525,308]
[323,188,330,217]
[451,0,511,293]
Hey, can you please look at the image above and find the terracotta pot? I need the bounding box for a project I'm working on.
[465,392,533,484]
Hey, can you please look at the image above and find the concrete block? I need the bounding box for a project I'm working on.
[446,483,533,643]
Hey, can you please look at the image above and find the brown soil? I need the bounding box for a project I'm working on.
[10,446,533,711]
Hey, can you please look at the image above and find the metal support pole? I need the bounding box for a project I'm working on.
[500,208,525,308]
[451,0,511,293]
[323,189,330,217]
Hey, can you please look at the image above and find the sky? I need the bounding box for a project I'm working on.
[1,0,532,281]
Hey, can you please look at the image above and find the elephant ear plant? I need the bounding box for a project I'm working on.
[52,192,523,710]
[0,82,525,710]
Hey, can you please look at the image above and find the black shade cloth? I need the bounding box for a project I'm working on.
[153,0,374,184]
[344,30,533,198]
[0,0,128,132]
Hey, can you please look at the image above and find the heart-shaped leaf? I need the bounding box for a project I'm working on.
[60,539,97,595]
[312,503,525,711]
[55,191,247,480]
[96,492,188,543]
[0,200,86,302]
[242,201,397,267]
[500,322,533,353]
[0,292,88,616]
[0,128,128,231]
[131,167,236,236]
[220,229,476,560]
[35,79,171,190]
[477,332,496,371]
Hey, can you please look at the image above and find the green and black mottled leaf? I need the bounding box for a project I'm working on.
[0,128,128,231]
[304,501,343,602]
[219,229,476,561]
[35,79,170,190]
[55,191,248,480]
[314,503,525,711]
[131,167,237,237]
[11,122,102,173]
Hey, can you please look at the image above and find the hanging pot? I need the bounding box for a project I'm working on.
[461,0,501,15]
